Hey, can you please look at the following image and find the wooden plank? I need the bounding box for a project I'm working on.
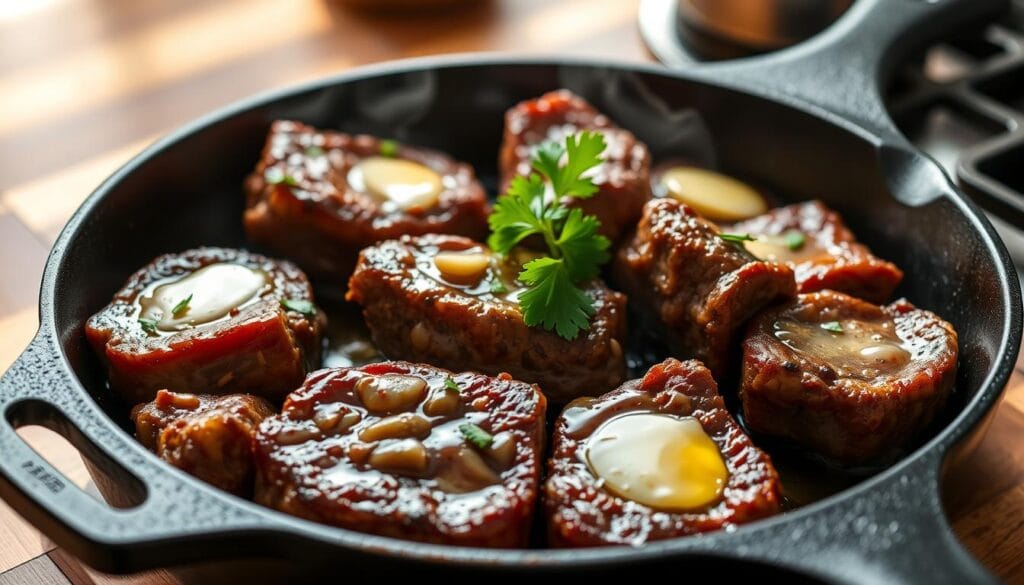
[0,556,70,585]
[49,548,178,585]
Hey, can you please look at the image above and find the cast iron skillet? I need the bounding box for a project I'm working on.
[0,0,1019,582]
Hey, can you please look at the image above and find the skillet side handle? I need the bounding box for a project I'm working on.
[726,452,995,585]
[648,0,1009,143]
[0,332,271,573]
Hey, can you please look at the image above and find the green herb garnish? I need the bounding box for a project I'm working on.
[265,167,299,186]
[444,377,461,393]
[280,298,317,317]
[489,280,508,295]
[784,230,806,251]
[459,422,493,450]
[305,145,324,157]
[487,131,610,341]
[139,318,158,335]
[821,321,844,334]
[718,233,756,244]
[171,294,192,318]
[380,139,398,158]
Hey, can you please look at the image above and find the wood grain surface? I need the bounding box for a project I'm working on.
[0,1,1020,583]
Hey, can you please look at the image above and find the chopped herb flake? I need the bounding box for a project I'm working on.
[718,233,756,243]
[489,280,508,294]
[139,318,158,335]
[459,422,493,450]
[171,294,192,318]
[784,230,806,251]
[821,321,844,334]
[265,167,299,186]
[444,377,460,393]
[280,298,317,317]
[380,139,399,158]
[305,145,324,157]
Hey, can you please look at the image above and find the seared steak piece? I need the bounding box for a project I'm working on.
[253,362,546,547]
[614,198,796,377]
[132,390,275,495]
[499,90,651,244]
[546,358,782,547]
[727,200,903,303]
[740,290,958,464]
[346,234,628,403]
[245,120,489,283]
[85,247,326,404]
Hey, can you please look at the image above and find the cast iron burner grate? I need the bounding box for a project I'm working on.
[886,1,1024,263]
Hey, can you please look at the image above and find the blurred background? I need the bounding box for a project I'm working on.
[1,0,1024,583]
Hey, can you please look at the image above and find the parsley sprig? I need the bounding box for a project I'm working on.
[487,132,610,340]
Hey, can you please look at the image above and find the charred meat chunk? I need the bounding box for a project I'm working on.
[546,358,782,547]
[499,90,651,244]
[346,234,627,403]
[727,200,903,303]
[244,120,489,282]
[85,247,326,404]
[132,390,275,494]
[741,290,958,464]
[253,362,546,547]
[614,198,796,376]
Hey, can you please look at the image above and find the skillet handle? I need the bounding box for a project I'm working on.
[721,452,995,585]
[645,0,1009,144]
[0,331,271,573]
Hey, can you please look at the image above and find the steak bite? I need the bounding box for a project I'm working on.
[85,247,326,404]
[132,390,275,495]
[499,90,651,244]
[726,200,904,303]
[614,198,796,376]
[346,234,627,403]
[740,290,958,464]
[244,120,489,283]
[253,362,546,547]
[545,358,782,547]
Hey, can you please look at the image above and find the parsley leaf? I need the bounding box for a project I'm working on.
[784,230,806,251]
[281,298,317,317]
[444,377,460,393]
[172,294,192,318]
[518,257,596,340]
[821,321,844,334]
[459,422,493,450]
[139,318,158,335]
[487,131,609,341]
[718,233,756,243]
[379,139,398,158]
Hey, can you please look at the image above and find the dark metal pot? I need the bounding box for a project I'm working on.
[0,0,1019,582]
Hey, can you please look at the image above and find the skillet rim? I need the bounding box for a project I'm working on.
[34,53,1024,567]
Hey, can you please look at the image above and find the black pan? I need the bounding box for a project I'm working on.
[0,0,1019,582]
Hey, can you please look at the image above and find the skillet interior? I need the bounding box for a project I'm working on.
[43,60,1017,565]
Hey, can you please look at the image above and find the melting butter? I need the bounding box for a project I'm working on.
[348,156,443,211]
[585,413,728,512]
[659,166,767,222]
[743,231,825,263]
[434,250,491,285]
[139,263,267,332]
[774,318,912,379]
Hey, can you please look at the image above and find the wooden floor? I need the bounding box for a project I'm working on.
[0,0,1022,582]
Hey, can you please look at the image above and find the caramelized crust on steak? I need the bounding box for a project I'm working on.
[545,358,782,547]
[85,247,326,404]
[614,199,796,376]
[253,362,546,547]
[740,291,958,464]
[347,234,628,403]
[245,120,489,283]
[499,90,651,244]
[727,200,903,303]
[132,390,275,495]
